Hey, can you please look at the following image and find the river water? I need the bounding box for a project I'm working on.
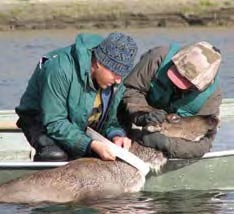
[0,27,234,213]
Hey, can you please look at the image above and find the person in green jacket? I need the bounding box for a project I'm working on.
[120,41,222,158]
[16,32,138,162]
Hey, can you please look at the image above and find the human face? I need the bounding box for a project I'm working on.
[92,61,122,89]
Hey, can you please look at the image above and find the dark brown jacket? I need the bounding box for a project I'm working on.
[120,46,222,158]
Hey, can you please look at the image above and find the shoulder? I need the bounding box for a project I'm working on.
[135,46,169,72]
[42,48,74,80]
[140,46,169,61]
[198,87,223,116]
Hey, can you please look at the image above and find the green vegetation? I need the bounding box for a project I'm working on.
[0,0,233,30]
[199,0,217,7]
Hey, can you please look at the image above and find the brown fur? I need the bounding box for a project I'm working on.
[129,103,219,141]
[0,142,166,204]
[145,114,219,141]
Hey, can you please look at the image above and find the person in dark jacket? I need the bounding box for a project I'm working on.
[120,41,222,158]
[16,32,138,162]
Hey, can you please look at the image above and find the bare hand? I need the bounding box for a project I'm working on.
[90,140,116,161]
[112,136,132,150]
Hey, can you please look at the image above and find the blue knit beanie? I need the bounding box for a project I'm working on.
[94,32,138,76]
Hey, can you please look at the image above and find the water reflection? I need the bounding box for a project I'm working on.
[1,191,230,214]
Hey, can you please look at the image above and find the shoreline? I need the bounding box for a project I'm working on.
[0,0,234,31]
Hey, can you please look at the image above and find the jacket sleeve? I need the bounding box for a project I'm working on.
[39,55,92,157]
[141,131,214,159]
[167,135,214,158]
[123,47,168,121]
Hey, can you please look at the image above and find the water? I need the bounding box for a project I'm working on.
[0,27,233,109]
[0,191,234,213]
[0,27,234,213]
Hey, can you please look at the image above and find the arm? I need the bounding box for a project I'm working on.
[101,83,132,149]
[39,55,92,157]
[122,47,169,126]
[141,132,214,159]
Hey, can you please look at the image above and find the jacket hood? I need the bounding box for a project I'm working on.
[73,33,104,83]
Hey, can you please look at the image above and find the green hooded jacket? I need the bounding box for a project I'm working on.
[16,33,126,157]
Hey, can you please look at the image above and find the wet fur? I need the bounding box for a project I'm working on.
[0,142,166,204]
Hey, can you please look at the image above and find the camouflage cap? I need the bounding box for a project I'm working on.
[171,41,222,91]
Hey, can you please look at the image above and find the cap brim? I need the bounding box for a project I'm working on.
[167,66,193,90]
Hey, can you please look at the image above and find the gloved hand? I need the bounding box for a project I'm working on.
[134,109,167,126]
[140,132,171,151]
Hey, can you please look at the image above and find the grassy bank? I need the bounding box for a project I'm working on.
[0,0,234,30]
